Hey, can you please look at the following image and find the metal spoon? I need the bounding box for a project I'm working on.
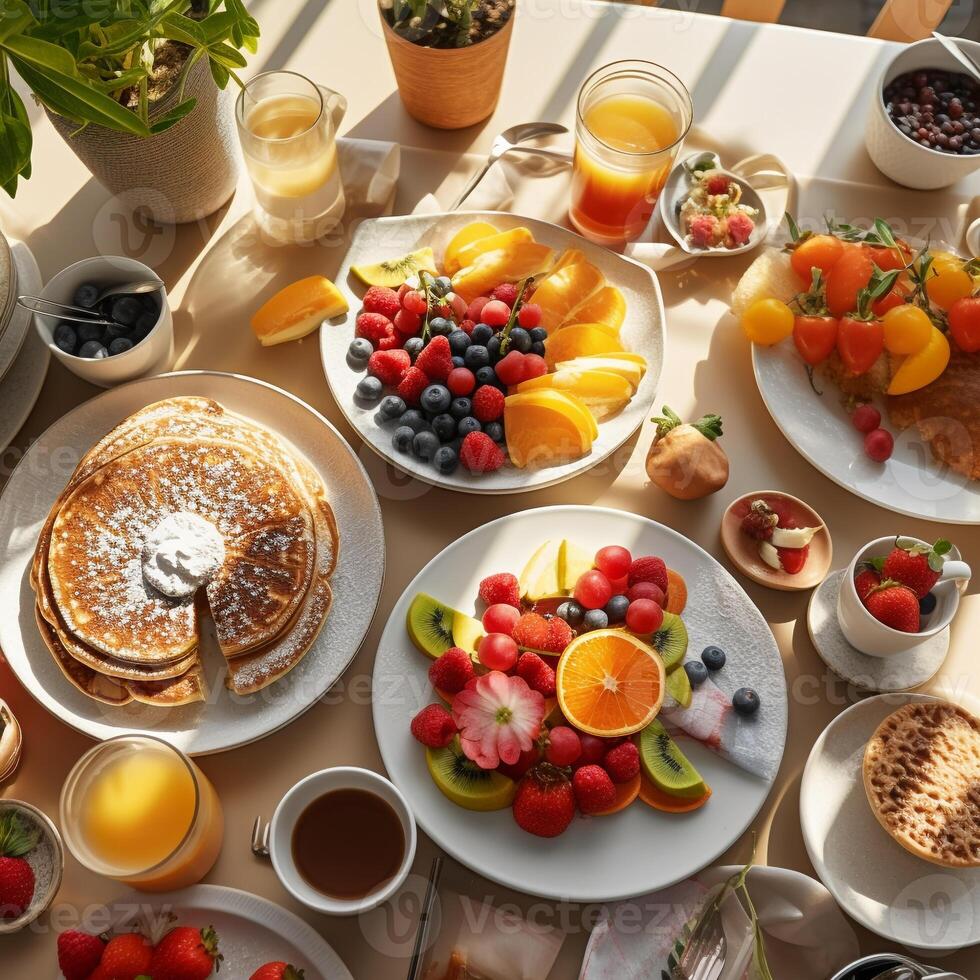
[873,968,916,980]
[450,121,571,211]
[932,31,980,84]
[17,279,163,328]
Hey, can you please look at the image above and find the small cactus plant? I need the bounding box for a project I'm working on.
[381,0,514,49]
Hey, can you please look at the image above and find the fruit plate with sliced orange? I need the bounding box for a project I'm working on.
[372,505,787,902]
[320,212,664,493]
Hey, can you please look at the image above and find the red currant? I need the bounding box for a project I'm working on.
[482,603,520,637]
[446,292,467,320]
[481,299,511,327]
[393,309,421,335]
[447,367,476,396]
[608,574,629,595]
[864,428,894,462]
[521,353,548,379]
[595,545,632,580]
[851,404,881,433]
[626,598,664,634]
[574,569,613,610]
[626,581,665,605]
[397,283,412,302]
[545,726,581,766]
[576,733,607,765]
[401,289,428,315]
[478,633,519,671]
[494,350,527,386]
[517,303,542,328]
[465,296,490,322]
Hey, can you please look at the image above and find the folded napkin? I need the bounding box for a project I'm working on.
[414,164,515,216]
[337,137,401,219]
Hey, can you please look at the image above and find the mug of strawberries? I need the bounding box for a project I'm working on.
[837,535,970,657]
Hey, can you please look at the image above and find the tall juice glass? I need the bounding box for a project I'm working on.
[570,61,692,246]
[60,735,224,892]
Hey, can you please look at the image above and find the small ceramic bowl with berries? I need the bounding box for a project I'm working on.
[32,255,174,387]
[837,535,971,657]
[0,800,64,934]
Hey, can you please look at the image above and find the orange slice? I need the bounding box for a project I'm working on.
[250,275,348,346]
[593,772,641,815]
[665,568,687,614]
[562,285,627,331]
[452,242,556,302]
[452,226,533,273]
[556,630,665,737]
[443,220,499,275]
[544,324,625,370]
[638,773,712,812]
[503,389,594,468]
[515,368,632,421]
[531,261,605,334]
[553,247,587,271]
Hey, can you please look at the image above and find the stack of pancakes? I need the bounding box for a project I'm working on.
[31,397,338,707]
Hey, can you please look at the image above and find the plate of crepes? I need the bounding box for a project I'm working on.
[372,505,788,902]
[54,884,353,979]
[0,371,384,755]
[321,211,664,493]
[734,216,980,523]
[801,693,980,949]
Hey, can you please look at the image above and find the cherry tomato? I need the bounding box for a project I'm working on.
[790,234,845,284]
[825,245,875,317]
[925,252,973,310]
[837,315,884,375]
[793,315,839,365]
[871,275,912,317]
[887,327,950,395]
[881,303,932,355]
[866,242,912,272]
[741,298,794,345]
[948,296,980,352]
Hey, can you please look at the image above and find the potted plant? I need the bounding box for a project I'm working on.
[0,0,259,223]
[380,0,515,129]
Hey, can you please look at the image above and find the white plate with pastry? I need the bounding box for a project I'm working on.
[0,371,384,755]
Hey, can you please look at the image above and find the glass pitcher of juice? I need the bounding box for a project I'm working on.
[570,61,692,246]
[60,735,224,892]
[236,70,348,244]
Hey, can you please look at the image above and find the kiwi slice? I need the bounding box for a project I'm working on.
[406,592,482,659]
[665,663,692,708]
[649,612,688,670]
[351,247,438,288]
[426,737,516,811]
[639,719,707,799]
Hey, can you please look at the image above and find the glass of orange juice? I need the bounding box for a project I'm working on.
[570,61,692,246]
[60,735,223,892]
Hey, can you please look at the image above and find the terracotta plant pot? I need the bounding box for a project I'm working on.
[381,9,514,129]
[47,55,239,224]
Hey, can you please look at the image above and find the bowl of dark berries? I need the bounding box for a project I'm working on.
[33,255,174,387]
[866,37,980,189]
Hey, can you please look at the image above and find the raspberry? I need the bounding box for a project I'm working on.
[415,335,453,382]
[428,647,476,694]
[376,333,401,351]
[367,348,410,386]
[465,296,490,322]
[517,303,542,328]
[395,366,430,406]
[356,311,394,347]
[447,367,476,396]
[740,500,778,541]
[494,350,527,386]
[689,213,719,249]
[362,286,400,319]
[603,741,640,783]
[628,556,668,593]
[516,651,556,696]
[458,318,476,335]
[727,211,754,246]
[573,764,617,814]
[401,289,428,315]
[472,384,504,422]
[512,613,550,650]
[481,299,511,326]
[705,173,730,195]
[459,431,505,473]
[393,308,421,336]
[491,283,519,306]
[544,616,573,654]
[478,572,520,607]
[410,703,457,748]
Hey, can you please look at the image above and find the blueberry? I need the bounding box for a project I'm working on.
[434,445,459,474]
[508,327,532,353]
[398,409,429,433]
[450,397,472,420]
[919,592,937,615]
[110,295,143,327]
[557,600,584,627]
[73,283,100,308]
[78,340,108,359]
[403,337,424,361]
[684,660,708,688]
[412,429,440,462]
[77,321,105,344]
[420,384,451,414]
[53,322,77,355]
[139,292,160,312]
[471,323,493,345]
[108,337,134,356]
[431,413,457,442]
[732,688,761,716]
[104,320,131,341]
[392,426,414,452]
[448,330,471,356]
[356,376,383,401]
[530,341,546,356]
[429,316,452,337]
[484,421,504,443]
[431,276,452,297]
[474,365,499,388]
[487,335,503,363]
[348,337,373,363]
[451,355,465,368]
[604,594,630,624]
[131,311,157,342]
[457,416,481,437]
[463,345,489,371]
[529,327,548,343]
[701,645,726,671]
[379,395,406,420]
[582,608,609,631]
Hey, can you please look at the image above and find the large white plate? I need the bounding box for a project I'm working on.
[801,693,980,950]
[752,335,980,524]
[321,211,665,494]
[0,371,384,755]
[372,505,787,902]
[58,884,351,979]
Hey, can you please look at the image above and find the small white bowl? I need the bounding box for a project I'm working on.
[0,800,64,934]
[33,255,174,387]
[837,535,970,658]
[865,37,980,190]
[270,766,416,917]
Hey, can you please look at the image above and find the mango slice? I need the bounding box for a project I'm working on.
[251,275,348,346]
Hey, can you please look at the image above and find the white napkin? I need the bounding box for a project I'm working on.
[337,137,401,218]
[414,164,515,216]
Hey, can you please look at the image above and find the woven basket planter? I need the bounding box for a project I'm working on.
[47,55,239,224]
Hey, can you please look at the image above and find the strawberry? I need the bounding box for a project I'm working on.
[250,963,305,980]
[603,741,640,783]
[776,545,808,575]
[864,580,921,633]
[881,537,952,599]
[362,286,400,319]
[512,613,550,651]
[57,930,105,980]
[512,763,575,837]
[395,365,430,406]
[410,704,457,748]
[91,932,153,980]
[428,648,475,695]
[573,764,617,814]
[471,385,504,422]
[627,556,668,593]
[740,499,778,540]
[515,652,556,696]
[149,925,222,980]
[459,432,505,473]
[0,810,39,919]
[854,566,882,603]
[543,616,572,654]
[478,572,520,607]
[355,311,394,347]
[367,348,410,386]
[415,335,453,382]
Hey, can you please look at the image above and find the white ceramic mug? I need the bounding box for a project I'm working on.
[269,766,416,917]
[837,536,970,658]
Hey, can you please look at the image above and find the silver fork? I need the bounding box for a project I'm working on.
[671,901,727,980]
[251,815,270,858]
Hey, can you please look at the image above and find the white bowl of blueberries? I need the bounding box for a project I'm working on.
[33,255,174,387]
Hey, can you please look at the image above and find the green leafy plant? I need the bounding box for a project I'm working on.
[0,0,260,196]
[382,0,511,49]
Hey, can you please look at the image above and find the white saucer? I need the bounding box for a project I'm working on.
[0,238,41,382]
[807,571,949,693]
[0,328,49,452]
[801,693,980,950]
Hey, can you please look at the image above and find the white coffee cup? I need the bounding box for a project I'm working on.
[837,535,970,658]
[269,766,416,916]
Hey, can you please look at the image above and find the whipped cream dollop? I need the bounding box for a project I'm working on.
[141,512,225,599]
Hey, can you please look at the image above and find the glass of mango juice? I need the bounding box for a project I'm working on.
[60,735,223,892]
[570,61,692,246]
